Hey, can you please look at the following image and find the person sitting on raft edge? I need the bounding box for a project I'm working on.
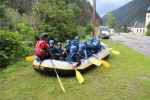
[35,33,51,61]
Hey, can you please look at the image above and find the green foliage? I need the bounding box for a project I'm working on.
[32,0,80,41]
[122,25,128,33]
[146,23,150,36]
[0,0,8,17]
[4,8,22,29]
[85,24,94,35]
[16,22,35,41]
[0,30,23,67]
[0,0,101,68]
[4,8,35,40]
[106,12,116,28]
[146,30,150,36]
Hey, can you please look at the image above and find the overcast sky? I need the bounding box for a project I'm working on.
[87,0,132,16]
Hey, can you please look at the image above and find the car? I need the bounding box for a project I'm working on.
[99,26,110,39]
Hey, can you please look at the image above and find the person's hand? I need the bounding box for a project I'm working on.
[40,49,45,53]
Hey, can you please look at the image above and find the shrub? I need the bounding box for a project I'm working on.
[0,30,23,67]
[16,22,35,41]
[32,0,79,42]
[146,23,150,36]
[146,30,150,36]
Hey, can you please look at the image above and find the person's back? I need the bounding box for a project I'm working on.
[65,40,71,54]
[79,42,87,59]
[66,43,78,62]
[35,33,50,60]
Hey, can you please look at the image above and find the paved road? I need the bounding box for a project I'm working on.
[110,33,150,56]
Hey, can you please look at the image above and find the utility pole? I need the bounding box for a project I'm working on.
[92,0,96,36]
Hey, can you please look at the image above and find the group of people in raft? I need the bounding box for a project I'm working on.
[35,33,105,62]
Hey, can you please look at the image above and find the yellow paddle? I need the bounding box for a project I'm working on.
[50,59,66,93]
[54,68,66,93]
[100,60,111,68]
[90,55,111,68]
[25,55,66,93]
[25,55,34,62]
[75,68,85,84]
[111,50,120,55]
[109,48,120,55]
[89,58,102,66]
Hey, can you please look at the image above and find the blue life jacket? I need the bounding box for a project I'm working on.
[65,40,71,53]
[66,43,78,62]
[79,42,87,58]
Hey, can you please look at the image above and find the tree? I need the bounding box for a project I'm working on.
[32,0,80,41]
[0,0,8,17]
[146,23,150,36]
[106,12,116,28]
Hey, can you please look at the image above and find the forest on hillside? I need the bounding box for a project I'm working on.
[103,0,150,27]
[0,0,101,67]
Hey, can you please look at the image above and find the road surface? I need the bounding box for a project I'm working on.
[110,33,150,56]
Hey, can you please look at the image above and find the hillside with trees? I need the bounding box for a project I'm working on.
[3,0,102,26]
[0,0,101,67]
[103,0,150,27]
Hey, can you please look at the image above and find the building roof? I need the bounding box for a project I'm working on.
[133,21,145,28]
[147,6,150,12]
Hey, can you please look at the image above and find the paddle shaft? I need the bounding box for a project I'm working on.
[50,59,66,93]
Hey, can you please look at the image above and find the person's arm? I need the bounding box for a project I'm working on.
[40,49,45,53]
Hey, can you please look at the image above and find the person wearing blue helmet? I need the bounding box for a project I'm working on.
[78,42,88,59]
[85,36,101,56]
[91,36,101,53]
[72,36,80,47]
[65,40,71,54]
[66,41,78,62]
[65,36,80,62]
[86,40,93,57]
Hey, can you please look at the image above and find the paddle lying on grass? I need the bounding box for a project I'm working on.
[25,55,66,93]
[70,62,85,84]
[90,55,111,68]
[109,48,120,55]
[75,68,85,84]
[89,48,120,68]
[51,59,66,93]
[25,55,34,62]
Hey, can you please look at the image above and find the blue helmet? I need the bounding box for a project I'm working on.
[79,42,86,50]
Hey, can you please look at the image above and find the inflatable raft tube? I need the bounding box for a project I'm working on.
[33,47,110,76]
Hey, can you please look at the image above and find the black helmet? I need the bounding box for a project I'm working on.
[40,33,49,39]
[75,36,79,40]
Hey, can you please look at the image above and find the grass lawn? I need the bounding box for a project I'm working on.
[0,40,150,100]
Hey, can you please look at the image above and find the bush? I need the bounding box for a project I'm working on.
[32,0,80,42]
[146,30,150,36]
[16,22,35,41]
[146,23,150,36]
[0,30,23,67]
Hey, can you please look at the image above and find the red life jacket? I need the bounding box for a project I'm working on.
[35,40,49,57]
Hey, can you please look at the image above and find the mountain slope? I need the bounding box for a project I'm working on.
[8,0,102,26]
[103,0,150,26]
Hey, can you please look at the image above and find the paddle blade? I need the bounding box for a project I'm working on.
[25,56,34,62]
[75,69,85,84]
[101,60,111,68]
[111,50,120,55]
[109,48,113,51]
[90,58,101,66]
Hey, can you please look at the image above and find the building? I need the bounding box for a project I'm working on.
[145,6,150,32]
[129,21,145,35]
[129,6,150,35]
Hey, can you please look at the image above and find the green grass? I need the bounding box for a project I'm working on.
[0,40,150,100]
